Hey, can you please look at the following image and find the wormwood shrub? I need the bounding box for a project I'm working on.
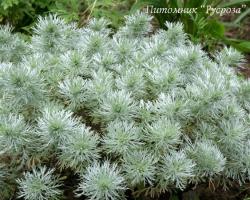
[0,12,249,200]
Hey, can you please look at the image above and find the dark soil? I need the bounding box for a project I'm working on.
[237,54,250,78]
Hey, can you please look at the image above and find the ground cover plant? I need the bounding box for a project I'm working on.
[0,11,250,200]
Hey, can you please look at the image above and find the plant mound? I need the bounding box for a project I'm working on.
[0,12,249,200]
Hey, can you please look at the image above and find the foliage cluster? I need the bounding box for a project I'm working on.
[0,11,250,200]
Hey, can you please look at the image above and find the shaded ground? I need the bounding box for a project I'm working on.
[238,53,250,78]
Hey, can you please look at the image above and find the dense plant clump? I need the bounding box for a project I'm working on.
[0,11,249,200]
[17,166,62,200]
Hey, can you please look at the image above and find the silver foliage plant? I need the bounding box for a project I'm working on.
[0,11,249,200]
[17,166,62,200]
